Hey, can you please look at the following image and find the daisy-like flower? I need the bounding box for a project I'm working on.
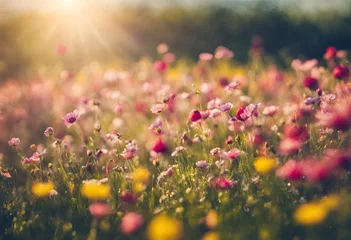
[62,110,80,128]
[44,127,54,137]
[196,160,210,169]
[262,105,279,116]
[219,102,233,112]
[150,103,165,114]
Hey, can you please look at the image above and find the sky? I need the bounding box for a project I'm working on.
[0,0,349,12]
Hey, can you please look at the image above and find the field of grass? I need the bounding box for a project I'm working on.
[0,44,351,239]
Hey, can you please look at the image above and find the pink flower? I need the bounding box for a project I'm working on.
[209,109,221,118]
[214,46,234,60]
[301,160,331,183]
[154,60,167,73]
[163,53,175,63]
[323,149,351,169]
[226,149,241,159]
[276,159,304,180]
[189,110,202,122]
[56,43,67,56]
[150,103,165,114]
[278,138,304,155]
[200,110,210,120]
[157,167,174,182]
[262,105,279,116]
[324,46,337,60]
[224,81,241,93]
[211,177,237,190]
[121,142,139,160]
[283,125,308,141]
[8,138,20,147]
[120,212,144,235]
[333,64,349,80]
[199,53,213,61]
[152,139,168,153]
[44,127,54,137]
[62,110,80,128]
[219,102,233,112]
[157,43,169,54]
[89,203,112,219]
[196,160,210,169]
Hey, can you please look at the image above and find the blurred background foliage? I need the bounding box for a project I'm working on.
[0,1,351,78]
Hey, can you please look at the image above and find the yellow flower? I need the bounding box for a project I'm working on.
[32,182,54,197]
[254,157,277,174]
[294,203,328,225]
[205,210,219,229]
[147,215,183,240]
[202,232,220,240]
[133,182,146,193]
[320,195,340,211]
[133,168,150,184]
[81,183,110,200]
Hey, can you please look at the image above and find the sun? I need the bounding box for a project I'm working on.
[59,0,80,9]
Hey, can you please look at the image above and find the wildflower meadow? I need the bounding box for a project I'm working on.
[1,41,351,240]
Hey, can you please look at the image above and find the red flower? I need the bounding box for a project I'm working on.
[121,190,137,205]
[189,110,202,122]
[218,76,229,87]
[152,139,168,153]
[303,77,319,90]
[333,64,349,80]
[324,46,337,60]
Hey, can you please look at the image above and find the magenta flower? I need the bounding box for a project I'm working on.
[276,159,304,180]
[120,212,144,235]
[303,77,319,90]
[152,139,168,153]
[89,203,112,219]
[154,60,167,73]
[333,64,349,80]
[8,138,20,147]
[189,110,202,122]
[121,190,138,205]
[62,110,80,128]
[211,177,237,189]
[236,107,249,121]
